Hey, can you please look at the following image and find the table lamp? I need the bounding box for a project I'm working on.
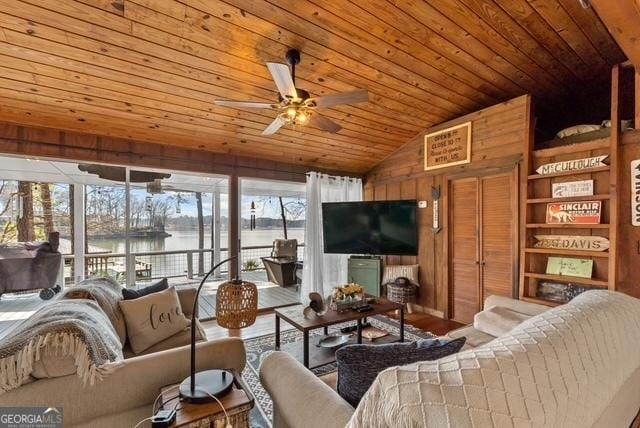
[179,256,258,403]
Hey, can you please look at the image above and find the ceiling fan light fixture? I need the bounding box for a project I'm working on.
[297,112,309,124]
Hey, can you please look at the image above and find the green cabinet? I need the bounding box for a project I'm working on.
[347,257,382,297]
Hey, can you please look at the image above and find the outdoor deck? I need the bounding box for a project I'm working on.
[0,271,299,339]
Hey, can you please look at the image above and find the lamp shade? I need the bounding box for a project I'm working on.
[216,278,258,329]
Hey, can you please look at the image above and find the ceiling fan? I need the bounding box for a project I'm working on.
[214,49,369,135]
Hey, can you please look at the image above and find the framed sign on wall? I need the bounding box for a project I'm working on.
[424,122,472,171]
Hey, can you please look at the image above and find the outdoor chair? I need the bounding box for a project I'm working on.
[261,239,299,287]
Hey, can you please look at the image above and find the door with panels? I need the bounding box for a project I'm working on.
[449,169,518,324]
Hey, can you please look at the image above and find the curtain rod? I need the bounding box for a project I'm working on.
[304,172,359,181]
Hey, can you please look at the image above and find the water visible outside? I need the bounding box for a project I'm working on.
[88,229,305,253]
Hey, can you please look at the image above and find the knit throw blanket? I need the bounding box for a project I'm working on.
[0,298,123,394]
[349,290,640,427]
[57,277,126,344]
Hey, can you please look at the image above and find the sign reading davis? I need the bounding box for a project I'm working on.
[546,201,602,224]
[534,235,610,251]
[631,159,640,226]
[424,122,471,171]
[536,155,608,175]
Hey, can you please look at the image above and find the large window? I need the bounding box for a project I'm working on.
[0,156,229,288]
[240,178,306,277]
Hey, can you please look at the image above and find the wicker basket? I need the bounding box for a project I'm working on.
[386,283,416,304]
[216,279,258,329]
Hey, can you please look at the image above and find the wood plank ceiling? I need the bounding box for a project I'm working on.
[0,0,626,173]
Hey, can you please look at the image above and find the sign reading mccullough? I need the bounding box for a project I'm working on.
[536,155,608,175]
[546,201,602,224]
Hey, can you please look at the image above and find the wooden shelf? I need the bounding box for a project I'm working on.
[524,272,608,287]
[532,138,610,158]
[526,223,610,229]
[527,166,610,180]
[524,248,609,258]
[526,194,610,204]
[521,296,562,307]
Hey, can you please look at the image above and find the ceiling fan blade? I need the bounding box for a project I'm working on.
[306,89,369,109]
[214,100,277,109]
[309,114,342,133]
[266,62,298,100]
[262,116,286,135]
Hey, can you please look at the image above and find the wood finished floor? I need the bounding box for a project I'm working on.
[202,310,464,341]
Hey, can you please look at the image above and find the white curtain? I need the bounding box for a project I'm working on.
[301,172,363,299]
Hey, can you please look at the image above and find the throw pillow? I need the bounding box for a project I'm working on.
[336,337,466,407]
[122,278,169,300]
[382,264,419,286]
[118,287,190,355]
[473,305,530,337]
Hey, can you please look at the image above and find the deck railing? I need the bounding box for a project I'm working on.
[61,244,304,286]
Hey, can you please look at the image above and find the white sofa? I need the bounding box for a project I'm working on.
[260,291,640,428]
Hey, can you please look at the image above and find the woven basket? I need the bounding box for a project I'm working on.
[216,279,258,329]
[386,283,416,304]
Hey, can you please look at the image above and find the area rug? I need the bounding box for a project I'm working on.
[241,315,436,427]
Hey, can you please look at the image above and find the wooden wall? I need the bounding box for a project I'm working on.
[618,130,640,298]
[365,95,532,317]
[0,122,358,183]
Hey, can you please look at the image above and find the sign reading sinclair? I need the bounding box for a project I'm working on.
[632,160,640,226]
[546,201,602,224]
[536,155,608,175]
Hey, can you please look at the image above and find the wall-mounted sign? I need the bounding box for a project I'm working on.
[546,201,601,224]
[552,180,593,198]
[536,155,608,175]
[424,122,471,171]
[546,257,593,279]
[547,201,602,224]
[631,159,640,226]
[534,235,609,251]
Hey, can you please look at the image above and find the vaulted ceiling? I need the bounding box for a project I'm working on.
[0,0,626,173]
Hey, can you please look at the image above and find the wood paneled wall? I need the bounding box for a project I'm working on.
[365,95,532,316]
[0,122,357,182]
[617,130,640,298]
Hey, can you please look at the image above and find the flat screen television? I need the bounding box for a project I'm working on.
[322,200,418,255]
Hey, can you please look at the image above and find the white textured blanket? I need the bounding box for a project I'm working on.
[349,290,640,427]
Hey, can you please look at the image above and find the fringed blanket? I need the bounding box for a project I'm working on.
[0,298,123,394]
[58,277,127,345]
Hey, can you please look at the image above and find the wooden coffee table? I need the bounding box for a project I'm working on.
[274,298,404,368]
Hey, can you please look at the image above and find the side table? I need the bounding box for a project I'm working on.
[160,369,254,427]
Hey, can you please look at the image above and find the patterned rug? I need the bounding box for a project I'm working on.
[241,315,435,427]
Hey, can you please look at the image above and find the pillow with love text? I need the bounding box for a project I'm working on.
[118,286,190,354]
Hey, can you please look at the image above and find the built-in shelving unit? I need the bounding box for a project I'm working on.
[519,65,622,306]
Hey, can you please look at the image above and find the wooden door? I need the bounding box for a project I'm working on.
[480,172,517,304]
[449,178,480,324]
